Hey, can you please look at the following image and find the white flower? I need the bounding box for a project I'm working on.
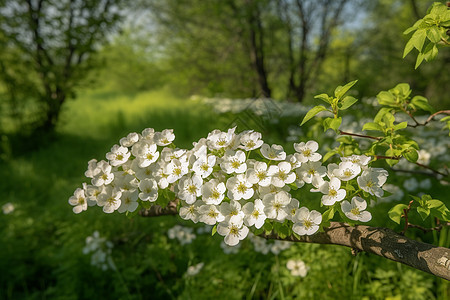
[286,259,308,277]
[186,262,204,276]
[220,150,247,174]
[417,149,431,165]
[69,187,88,214]
[403,177,418,192]
[217,215,249,246]
[207,128,236,150]
[357,168,388,197]
[84,159,99,178]
[2,202,14,214]
[292,207,321,235]
[118,190,139,213]
[154,129,175,146]
[286,154,302,170]
[226,174,254,200]
[238,130,263,151]
[113,173,138,192]
[246,161,272,187]
[296,161,326,184]
[333,161,361,181]
[179,201,202,223]
[258,184,290,197]
[85,184,104,205]
[149,161,170,189]
[178,174,203,204]
[97,186,122,213]
[199,204,225,225]
[132,142,159,168]
[141,128,155,143]
[166,157,189,183]
[106,144,130,167]
[138,178,158,202]
[202,179,226,205]
[119,132,140,147]
[91,160,114,186]
[341,197,372,222]
[219,200,244,221]
[242,199,267,229]
[420,178,432,189]
[262,190,292,221]
[294,140,321,162]
[285,198,300,222]
[260,143,286,161]
[192,154,216,178]
[161,147,186,162]
[341,154,371,168]
[319,177,346,206]
[267,162,296,187]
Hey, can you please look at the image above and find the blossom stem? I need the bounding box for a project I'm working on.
[339,130,382,140]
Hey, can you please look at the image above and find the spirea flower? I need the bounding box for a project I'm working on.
[260,143,286,161]
[238,130,264,151]
[341,197,371,222]
[292,207,322,235]
[294,140,321,162]
[106,144,130,167]
[319,177,346,206]
[286,259,308,277]
[217,215,249,246]
[357,168,388,197]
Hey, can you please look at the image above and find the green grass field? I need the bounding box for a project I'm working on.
[0,89,446,299]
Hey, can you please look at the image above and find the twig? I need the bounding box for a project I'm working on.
[408,110,450,128]
[408,222,450,233]
[339,130,382,140]
[401,200,414,235]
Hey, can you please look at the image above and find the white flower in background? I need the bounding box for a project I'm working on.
[220,150,247,174]
[294,140,321,162]
[119,132,140,148]
[207,128,236,150]
[219,200,244,221]
[420,178,432,189]
[403,177,418,192]
[83,231,114,271]
[341,155,371,168]
[268,162,296,187]
[166,157,189,183]
[97,186,122,213]
[69,187,88,214]
[106,144,130,167]
[178,174,203,204]
[238,130,264,151]
[161,147,186,162]
[380,184,404,202]
[220,240,241,254]
[270,240,292,255]
[199,204,225,225]
[333,161,361,181]
[226,174,254,200]
[118,190,139,213]
[296,161,326,184]
[179,201,202,223]
[341,197,372,222]
[186,262,204,276]
[91,160,114,186]
[357,168,388,197]
[263,190,292,221]
[246,161,272,187]
[320,177,346,206]
[285,198,300,222]
[260,143,286,161]
[292,207,321,235]
[286,259,308,277]
[242,199,266,229]
[192,154,216,178]
[217,215,249,246]
[417,149,431,165]
[167,225,196,245]
[2,202,15,214]
[154,129,175,146]
[138,178,158,202]
[132,142,159,168]
[202,179,226,205]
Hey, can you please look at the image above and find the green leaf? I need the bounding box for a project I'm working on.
[377,91,396,106]
[429,200,450,221]
[323,150,338,162]
[388,204,408,224]
[334,80,358,99]
[426,27,441,43]
[300,105,328,126]
[329,117,342,132]
[403,149,418,163]
[322,206,336,222]
[362,122,383,132]
[415,52,425,69]
[411,29,427,51]
[314,93,331,104]
[410,96,434,113]
[423,43,439,62]
[403,38,415,58]
[393,122,408,130]
[374,107,393,123]
[417,207,430,220]
[339,96,358,110]
[212,224,217,236]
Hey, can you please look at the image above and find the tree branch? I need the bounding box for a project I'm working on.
[140,200,450,280]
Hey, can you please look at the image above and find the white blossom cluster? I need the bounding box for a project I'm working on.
[69,127,389,246]
[168,225,196,245]
[82,231,114,271]
[286,259,309,277]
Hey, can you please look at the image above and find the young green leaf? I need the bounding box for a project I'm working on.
[300,105,328,126]
[388,204,408,224]
[362,122,383,132]
[393,122,408,131]
[410,96,434,113]
[403,149,418,163]
[334,80,358,99]
[314,93,331,104]
[339,96,358,110]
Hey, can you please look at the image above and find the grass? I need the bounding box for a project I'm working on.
[0,88,445,299]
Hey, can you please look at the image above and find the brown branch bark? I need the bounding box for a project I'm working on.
[140,201,450,280]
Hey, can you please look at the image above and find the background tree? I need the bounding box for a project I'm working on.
[0,0,124,135]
